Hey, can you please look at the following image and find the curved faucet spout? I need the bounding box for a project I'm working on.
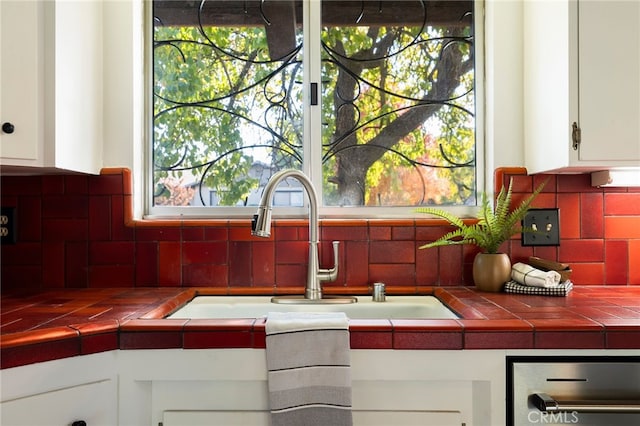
[251,169,339,300]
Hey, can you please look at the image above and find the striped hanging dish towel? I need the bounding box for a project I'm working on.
[265,311,353,426]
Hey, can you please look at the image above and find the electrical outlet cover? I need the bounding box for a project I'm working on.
[1,207,16,245]
[521,208,560,246]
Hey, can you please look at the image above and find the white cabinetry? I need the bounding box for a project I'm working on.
[119,349,506,426]
[3,347,635,426]
[0,0,103,174]
[524,0,640,173]
[0,352,118,426]
[0,1,41,164]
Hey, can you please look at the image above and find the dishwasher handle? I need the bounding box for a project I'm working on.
[531,393,640,414]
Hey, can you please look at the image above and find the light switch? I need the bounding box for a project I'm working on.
[521,208,560,246]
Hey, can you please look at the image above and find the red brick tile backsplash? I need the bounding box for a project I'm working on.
[1,168,639,290]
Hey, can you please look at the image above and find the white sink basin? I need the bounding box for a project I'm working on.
[166,295,459,319]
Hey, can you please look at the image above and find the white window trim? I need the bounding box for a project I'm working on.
[103,0,528,222]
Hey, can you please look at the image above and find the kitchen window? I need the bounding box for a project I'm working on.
[149,0,479,217]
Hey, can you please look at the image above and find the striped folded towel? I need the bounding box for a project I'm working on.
[265,311,353,426]
[504,279,573,296]
[511,262,562,287]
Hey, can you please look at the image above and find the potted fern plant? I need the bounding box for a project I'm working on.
[416,178,547,292]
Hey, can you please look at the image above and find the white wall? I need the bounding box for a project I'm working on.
[101,0,525,218]
[484,0,525,173]
[102,0,145,218]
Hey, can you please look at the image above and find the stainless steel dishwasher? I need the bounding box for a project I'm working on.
[507,356,640,426]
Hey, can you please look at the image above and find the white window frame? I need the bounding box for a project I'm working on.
[144,0,484,220]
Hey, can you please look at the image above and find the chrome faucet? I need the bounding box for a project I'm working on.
[252,169,347,302]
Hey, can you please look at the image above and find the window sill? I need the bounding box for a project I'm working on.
[106,167,527,227]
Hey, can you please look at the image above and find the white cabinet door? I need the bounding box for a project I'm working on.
[156,379,466,426]
[524,0,640,173]
[0,352,118,426]
[577,0,640,162]
[117,349,504,426]
[0,0,103,174]
[0,1,42,163]
[0,380,117,426]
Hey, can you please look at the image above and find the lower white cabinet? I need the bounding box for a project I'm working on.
[119,349,506,426]
[1,380,116,426]
[4,348,635,425]
[0,352,118,426]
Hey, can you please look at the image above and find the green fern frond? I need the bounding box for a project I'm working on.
[418,228,473,249]
[417,177,549,254]
[493,179,512,224]
[414,206,467,229]
[503,180,547,234]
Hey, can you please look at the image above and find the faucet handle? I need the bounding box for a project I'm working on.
[318,240,340,283]
[330,240,339,263]
[251,206,272,237]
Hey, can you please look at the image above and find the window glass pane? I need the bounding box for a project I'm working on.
[153,1,304,207]
[151,0,476,213]
[320,0,475,207]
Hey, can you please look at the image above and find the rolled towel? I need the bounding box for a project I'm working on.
[511,262,561,288]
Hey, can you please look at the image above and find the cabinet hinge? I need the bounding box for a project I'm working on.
[571,122,581,151]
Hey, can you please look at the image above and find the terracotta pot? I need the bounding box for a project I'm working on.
[472,252,511,292]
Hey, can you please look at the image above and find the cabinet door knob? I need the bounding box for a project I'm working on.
[2,122,15,134]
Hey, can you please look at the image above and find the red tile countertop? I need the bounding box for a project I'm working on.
[2,286,640,369]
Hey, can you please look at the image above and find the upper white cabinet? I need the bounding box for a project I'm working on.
[0,1,42,164]
[0,0,103,174]
[524,0,640,174]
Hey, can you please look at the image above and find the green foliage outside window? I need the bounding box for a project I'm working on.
[152,1,475,209]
